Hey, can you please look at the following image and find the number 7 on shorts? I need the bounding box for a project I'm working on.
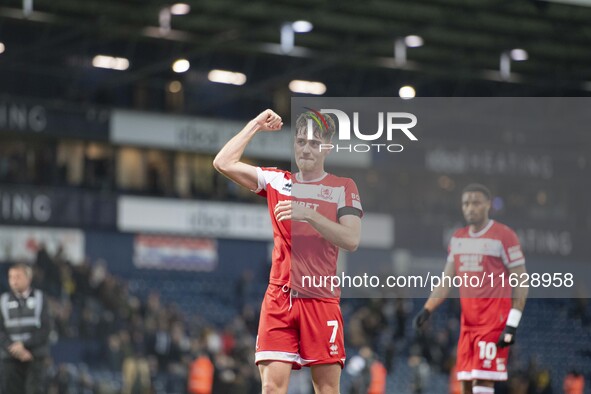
[327,320,338,343]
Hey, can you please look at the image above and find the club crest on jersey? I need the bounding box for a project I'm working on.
[318,187,333,201]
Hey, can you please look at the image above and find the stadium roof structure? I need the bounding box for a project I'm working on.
[1,0,590,117]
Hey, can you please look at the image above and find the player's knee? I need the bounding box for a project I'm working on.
[261,380,287,394]
[472,381,495,394]
[312,376,340,394]
[473,380,494,388]
[311,364,340,393]
[461,381,473,394]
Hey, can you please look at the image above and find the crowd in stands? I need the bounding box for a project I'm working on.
[2,244,259,393]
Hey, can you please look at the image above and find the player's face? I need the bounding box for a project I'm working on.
[294,129,330,173]
[461,192,490,226]
[8,268,31,294]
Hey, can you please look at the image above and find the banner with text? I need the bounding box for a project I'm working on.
[110,109,370,167]
[118,196,393,248]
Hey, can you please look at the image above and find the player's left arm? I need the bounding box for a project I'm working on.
[304,210,361,252]
[275,200,361,251]
[498,230,529,348]
[274,178,362,251]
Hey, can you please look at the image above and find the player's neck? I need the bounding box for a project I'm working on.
[469,219,491,234]
[298,169,327,182]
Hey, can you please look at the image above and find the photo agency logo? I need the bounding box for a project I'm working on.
[304,107,418,153]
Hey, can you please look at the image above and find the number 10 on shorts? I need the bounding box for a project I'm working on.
[327,320,339,343]
[478,341,497,360]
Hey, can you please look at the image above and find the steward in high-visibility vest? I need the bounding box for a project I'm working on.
[188,354,214,394]
[0,263,51,394]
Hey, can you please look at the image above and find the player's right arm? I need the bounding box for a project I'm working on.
[414,258,455,328]
[213,109,283,190]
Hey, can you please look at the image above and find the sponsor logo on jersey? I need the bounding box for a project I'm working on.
[329,344,339,355]
[282,182,292,193]
[295,200,319,211]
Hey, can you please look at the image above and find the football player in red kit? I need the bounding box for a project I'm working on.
[213,109,362,394]
[414,184,528,394]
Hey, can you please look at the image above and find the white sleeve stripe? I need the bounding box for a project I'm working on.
[509,250,524,260]
[352,200,362,210]
[507,259,525,268]
[252,167,266,193]
[500,248,510,265]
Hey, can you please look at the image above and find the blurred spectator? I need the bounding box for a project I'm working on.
[508,371,530,394]
[106,334,124,371]
[212,353,238,394]
[408,345,430,394]
[563,370,584,394]
[346,347,372,394]
[240,304,259,336]
[36,244,61,298]
[393,298,408,340]
[346,346,386,394]
[150,318,172,370]
[530,369,553,394]
[368,357,387,394]
[348,300,387,348]
[122,353,151,394]
[203,327,222,355]
[448,364,461,394]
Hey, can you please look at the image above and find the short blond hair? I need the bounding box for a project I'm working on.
[9,263,33,280]
[295,111,336,142]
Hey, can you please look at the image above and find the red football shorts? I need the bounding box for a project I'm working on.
[255,284,346,369]
[456,326,510,381]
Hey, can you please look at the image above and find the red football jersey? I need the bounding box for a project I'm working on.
[254,168,363,299]
[290,171,363,299]
[447,220,525,329]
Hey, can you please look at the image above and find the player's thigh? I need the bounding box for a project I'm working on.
[470,329,509,381]
[256,284,299,363]
[297,299,345,367]
[461,380,473,394]
[456,328,474,381]
[310,363,341,394]
[258,361,293,394]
